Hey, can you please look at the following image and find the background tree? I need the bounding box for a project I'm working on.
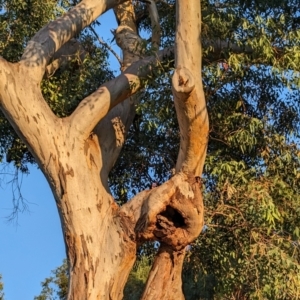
[1,0,300,299]
[0,274,4,300]
[34,260,68,300]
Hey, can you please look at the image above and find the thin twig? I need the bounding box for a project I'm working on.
[209,135,230,146]
[89,26,122,66]
[5,168,30,224]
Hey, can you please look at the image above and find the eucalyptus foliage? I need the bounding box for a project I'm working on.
[34,260,68,300]
[0,274,4,300]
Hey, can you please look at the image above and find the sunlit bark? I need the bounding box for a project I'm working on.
[0,0,208,299]
[139,0,208,297]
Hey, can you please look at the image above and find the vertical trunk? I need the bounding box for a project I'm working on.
[141,246,185,300]
[0,60,138,299]
[44,133,137,300]
[65,195,136,299]
[141,0,208,298]
[0,0,208,299]
[64,191,136,300]
[60,3,143,297]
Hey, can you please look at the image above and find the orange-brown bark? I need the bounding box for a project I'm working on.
[0,0,208,299]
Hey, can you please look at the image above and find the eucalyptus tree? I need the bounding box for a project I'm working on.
[1,0,300,299]
[0,0,207,299]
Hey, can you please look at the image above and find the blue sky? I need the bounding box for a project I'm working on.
[0,9,119,300]
[0,166,65,299]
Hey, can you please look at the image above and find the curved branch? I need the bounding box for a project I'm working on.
[20,0,127,79]
[45,39,86,78]
[121,173,204,249]
[120,174,197,300]
[147,0,161,49]
[202,38,253,58]
[69,47,174,138]
[0,59,58,170]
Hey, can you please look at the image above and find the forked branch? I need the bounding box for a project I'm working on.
[69,47,174,138]
[135,0,208,298]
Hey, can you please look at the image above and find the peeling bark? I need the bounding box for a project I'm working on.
[0,0,207,299]
[139,0,208,297]
[141,245,185,300]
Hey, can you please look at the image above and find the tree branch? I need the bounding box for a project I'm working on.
[113,2,146,68]
[87,1,145,177]
[147,0,161,49]
[0,59,58,169]
[69,47,174,138]
[120,173,204,249]
[120,172,203,298]
[20,0,127,79]
[172,0,209,176]
[44,36,282,80]
[203,38,253,57]
[44,39,86,78]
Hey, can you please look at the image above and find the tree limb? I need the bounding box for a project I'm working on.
[91,1,144,177]
[147,0,161,49]
[203,38,253,55]
[44,39,86,78]
[113,2,146,68]
[173,0,209,176]
[0,59,58,170]
[20,0,127,79]
[120,173,204,249]
[69,47,174,138]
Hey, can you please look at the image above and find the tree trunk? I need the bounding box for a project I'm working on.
[0,0,208,299]
[141,246,186,300]
[138,0,208,297]
[49,136,137,299]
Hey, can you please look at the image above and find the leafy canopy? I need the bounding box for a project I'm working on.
[0,274,4,300]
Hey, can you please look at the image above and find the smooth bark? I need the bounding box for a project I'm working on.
[137,0,208,297]
[0,0,207,299]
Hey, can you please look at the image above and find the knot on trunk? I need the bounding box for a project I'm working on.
[172,67,195,94]
[135,173,204,250]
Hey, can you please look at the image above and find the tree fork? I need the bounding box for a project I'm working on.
[0,0,207,299]
[140,1,208,298]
